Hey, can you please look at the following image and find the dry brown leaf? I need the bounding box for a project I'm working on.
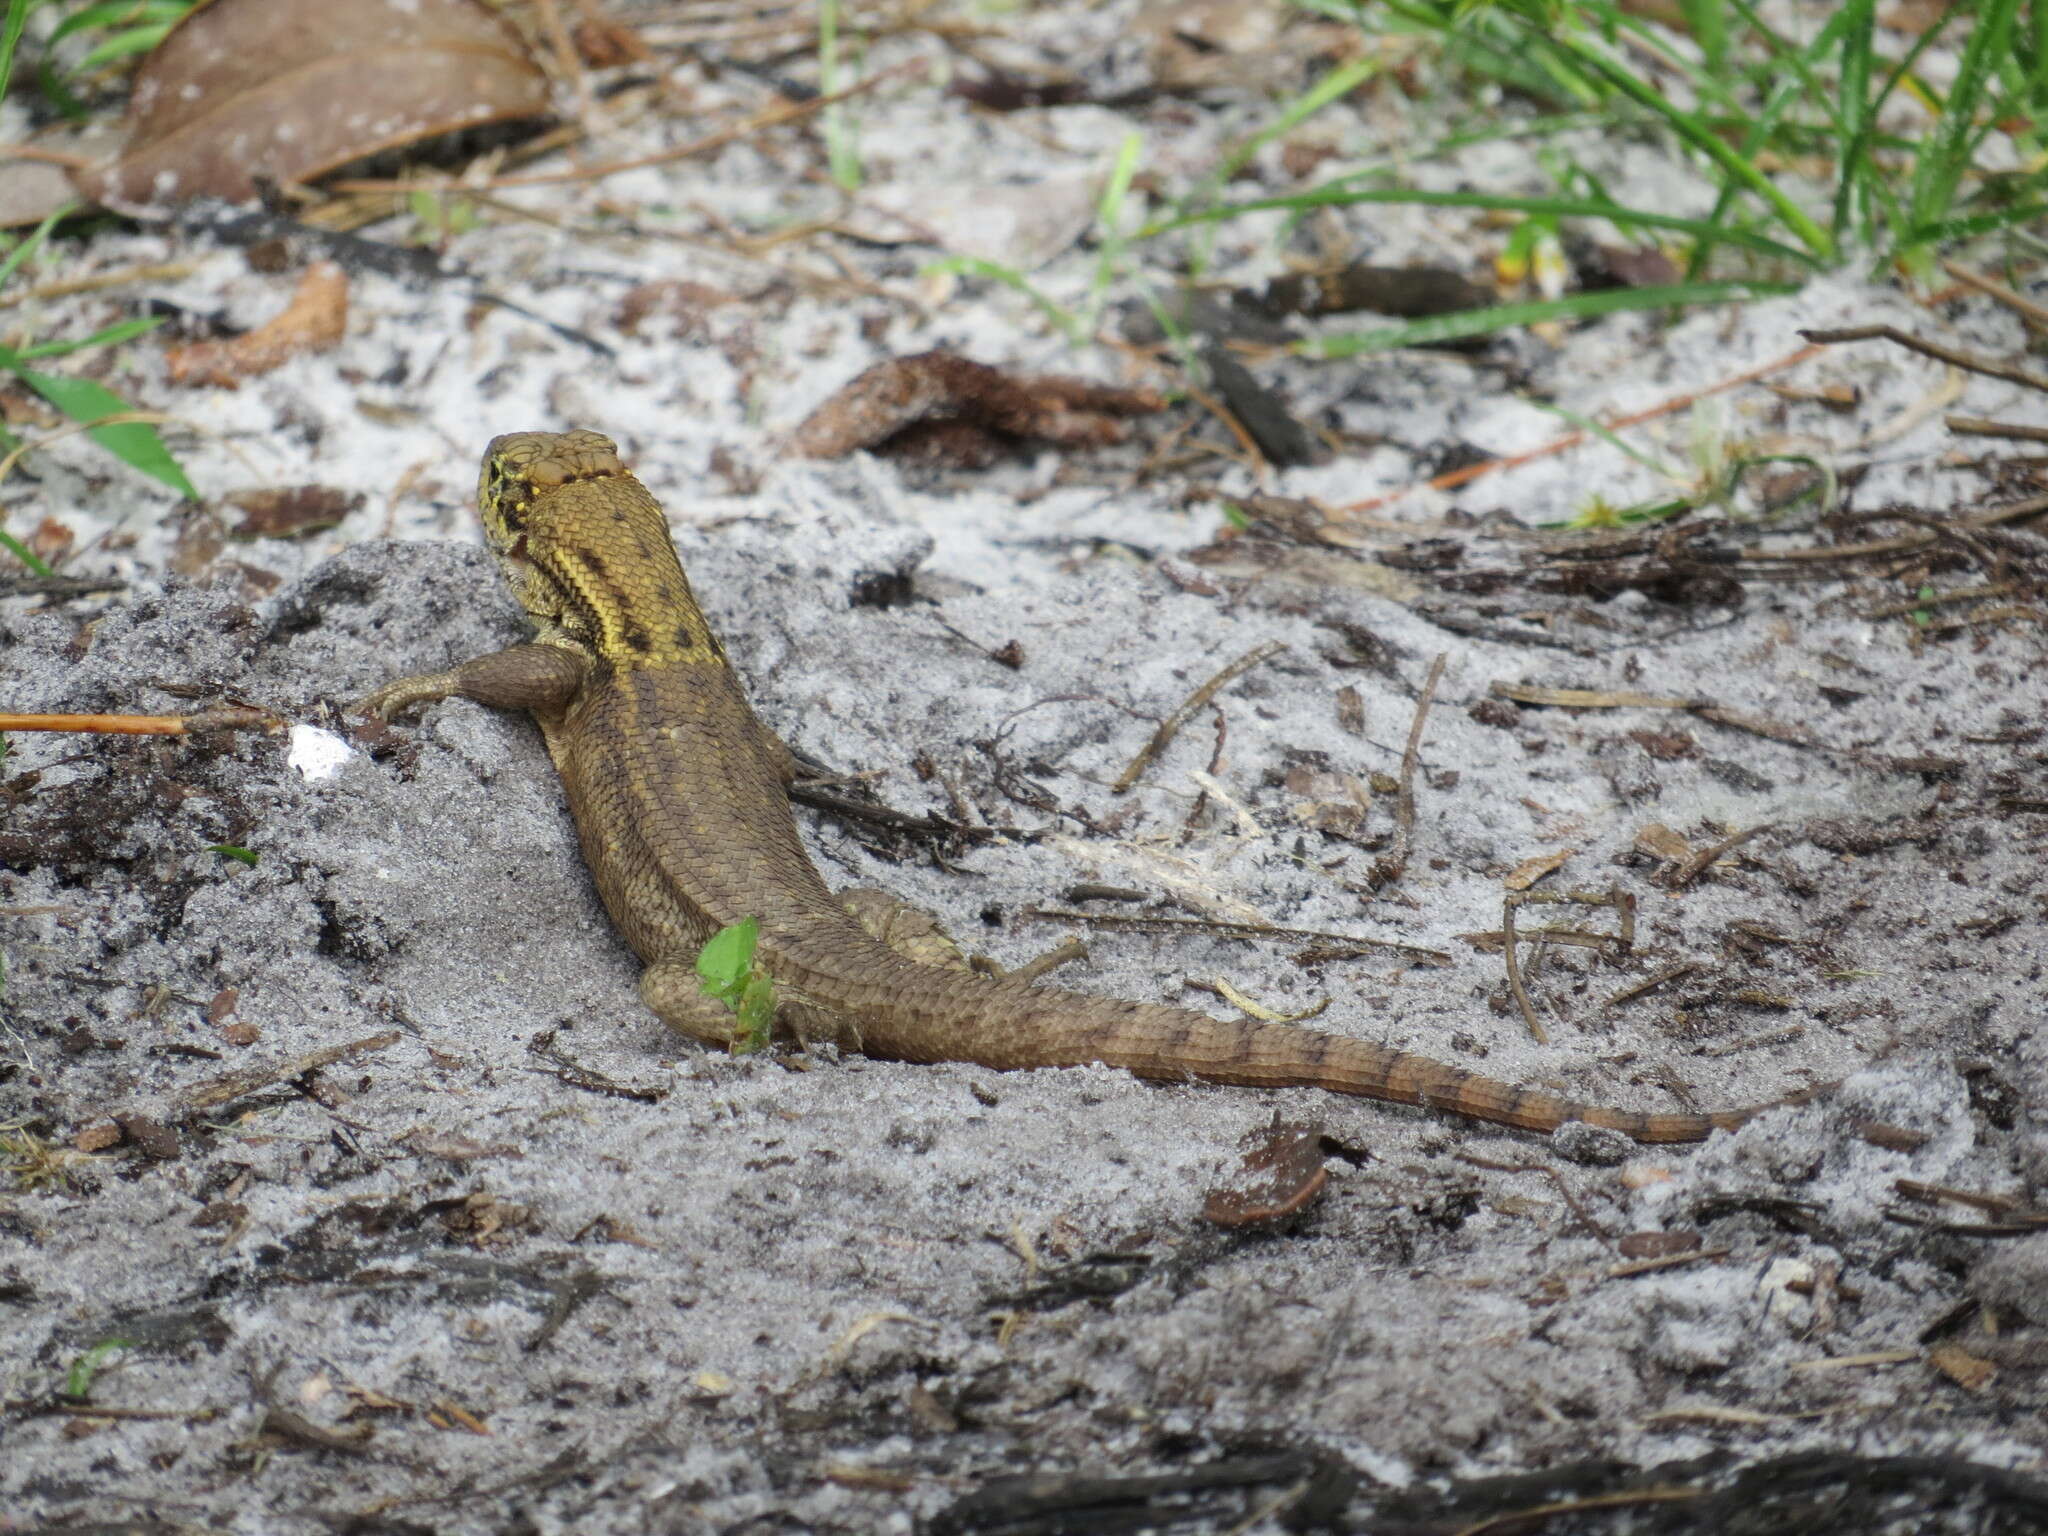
[86,0,548,214]
[1504,848,1573,890]
[226,485,361,539]
[1201,1117,1329,1228]
[1927,1342,1997,1392]
[166,263,348,388]
[1634,823,1693,862]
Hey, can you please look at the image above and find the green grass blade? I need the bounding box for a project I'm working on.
[1220,52,1380,182]
[0,353,195,498]
[1905,0,2021,256]
[0,0,35,99]
[0,203,70,289]
[0,526,54,576]
[1515,17,1833,258]
[921,255,1083,345]
[1145,187,1821,267]
[1297,280,1798,359]
[16,314,163,359]
[1831,0,1876,246]
[72,20,174,73]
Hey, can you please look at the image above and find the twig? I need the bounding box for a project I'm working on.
[526,1028,667,1102]
[1735,492,2048,563]
[0,574,125,598]
[1607,1246,1733,1279]
[1665,824,1772,889]
[1373,653,1447,887]
[0,707,276,736]
[1020,909,1452,964]
[1938,258,2048,334]
[0,261,197,311]
[182,1032,402,1111]
[326,62,924,196]
[1801,324,2048,394]
[1946,415,2048,444]
[1112,639,1287,793]
[1500,892,1546,1044]
[1335,343,1826,515]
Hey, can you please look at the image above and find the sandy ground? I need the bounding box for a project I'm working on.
[2,4,2046,1532]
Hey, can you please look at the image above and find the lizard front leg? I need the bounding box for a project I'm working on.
[358,643,590,720]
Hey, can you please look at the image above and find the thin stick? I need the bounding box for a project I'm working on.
[1374,652,1447,887]
[1021,909,1453,964]
[0,707,274,735]
[1735,493,2048,562]
[1938,258,2048,333]
[0,262,197,312]
[1112,639,1287,793]
[1947,415,2048,443]
[1801,324,2048,394]
[1335,342,1826,515]
[1500,892,1547,1044]
[1666,823,1772,889]
[325,63,922,196]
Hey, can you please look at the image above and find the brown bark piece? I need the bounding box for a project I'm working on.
[790,350,1164,465]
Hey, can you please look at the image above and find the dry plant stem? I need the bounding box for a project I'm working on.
[1666,824,1771,889]
[1801,325,2048,394]
[1946,415,2048,443]
[1456,1151,1612,1247]
[1112,639,1287,793]
[1605,961,1700,1008]
[1177,376,1268,469]
[1020,909,1453,963]
[326,63,923,196]
[1378,652,1447,887]
[1608,1246,1733,1279]
[1864,581,2018,619]
[181,1032,400,1112]
[0,708,273,735]
[0,262,197,312]
[0,144,94,169]
[1500,888,1631,1044]
[1735,492,2048,562]
[1938,258,2048,334]
[1334,343,1826,516]
[1500,894,1548,1044]
[0,412,182,490]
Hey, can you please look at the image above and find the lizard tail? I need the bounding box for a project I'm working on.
[899,983,1775,1144]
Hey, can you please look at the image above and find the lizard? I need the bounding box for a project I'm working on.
[360,429,1811,1144]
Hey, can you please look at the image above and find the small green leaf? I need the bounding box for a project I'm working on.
[730,975,775,1055]
[696,917,760,1001]
[0,358,196,499]
[207,844,258,866]
[63,1338,132,1400]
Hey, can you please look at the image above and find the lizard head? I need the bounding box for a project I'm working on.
[475,429,628,634]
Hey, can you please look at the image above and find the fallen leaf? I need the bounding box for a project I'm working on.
[1927,1342,1997,1392]
[226,485,361,539]
[1634,822,1692,862]
[791,351,1163,465]
[1202,1117,1328,1228]
[166,263,347,388]
[87,0,548,214]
